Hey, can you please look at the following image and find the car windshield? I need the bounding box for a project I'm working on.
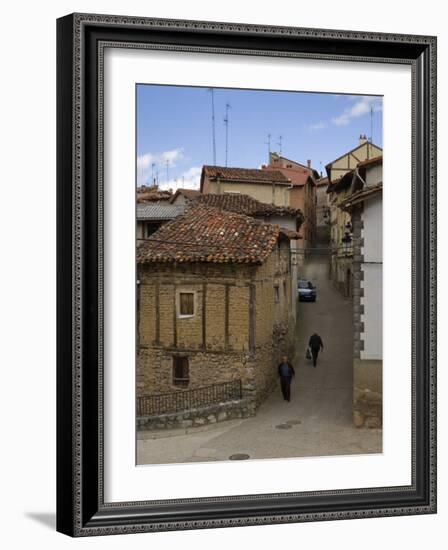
[298,281,313,289]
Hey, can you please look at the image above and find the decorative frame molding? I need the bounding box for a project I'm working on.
[57,13,437,536]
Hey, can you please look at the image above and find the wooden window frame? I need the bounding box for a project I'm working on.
[172,356,190,387]
[176,289,196,318]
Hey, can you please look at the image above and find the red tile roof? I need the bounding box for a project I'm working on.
[137,204,285,265]
[137,185,173,203]
[357,155,383,168]
[202,166,290,185]
[169,188,201,203]
[316,176,329,187]
[262,165,313,186]
[198,193,303,219]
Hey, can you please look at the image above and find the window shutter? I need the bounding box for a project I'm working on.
[180,292,194,315]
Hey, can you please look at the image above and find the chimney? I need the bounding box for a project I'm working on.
[359,134,368,145]
[307,159,311,168]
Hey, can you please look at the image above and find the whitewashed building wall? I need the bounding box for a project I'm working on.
[360,189,382,360]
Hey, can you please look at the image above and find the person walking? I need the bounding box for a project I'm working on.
[277,355,295,402]
[308,333,324,367]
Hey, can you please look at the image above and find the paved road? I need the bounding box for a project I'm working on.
[137,255,381,465]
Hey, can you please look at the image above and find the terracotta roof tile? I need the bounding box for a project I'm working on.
[203,165,290,184]
[261,165,313,186]
[316,176,329,186]
[357,155,383,168]
[169,188,201,202]
[137,185,173,203]
[137,204,283,265]
[198,193,303,219]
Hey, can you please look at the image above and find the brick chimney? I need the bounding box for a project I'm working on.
[307,159,311,168]
[359,134,368,145]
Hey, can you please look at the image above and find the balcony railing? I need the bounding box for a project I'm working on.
[137,379,243,417]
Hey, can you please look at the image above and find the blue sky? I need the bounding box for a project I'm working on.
[137,85,382,189]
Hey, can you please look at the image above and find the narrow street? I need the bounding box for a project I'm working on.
[137,254,382,465]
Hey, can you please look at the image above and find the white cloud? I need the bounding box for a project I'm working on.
[332,97,382,127]
[158,166,202,192]
[137,152,155,172]
[137,148,185,185]
[161,149,184,164]
[308,122,327,131]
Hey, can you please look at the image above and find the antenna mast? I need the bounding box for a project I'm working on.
[224,102,231,167]
[266,133,271,161]
[277,135,283,156]
[151,162,156,185]
[209,88,217,165]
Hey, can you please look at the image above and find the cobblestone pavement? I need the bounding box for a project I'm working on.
[137,255,382,465]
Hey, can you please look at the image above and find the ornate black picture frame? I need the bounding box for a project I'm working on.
[57,13,437,536]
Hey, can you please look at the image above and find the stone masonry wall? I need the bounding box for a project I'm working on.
[137,243,295,414]
[137,348,253,397]
[137,398,253,432]
[353,359,382,429]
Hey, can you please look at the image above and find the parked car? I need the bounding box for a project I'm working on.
[297,279,317,302]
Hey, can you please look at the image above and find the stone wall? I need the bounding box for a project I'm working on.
[353,359,382,428]
[137,398,253,431]
[137,348,254,397]
[137,244,295,412]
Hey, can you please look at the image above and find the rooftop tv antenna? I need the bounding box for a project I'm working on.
[165,159,170,185]
[277,135,283,156]
[151,162,156,185]
[224,102,231,167]
[208,88,217,165]
[266,133,271,160]
[370,104,374,142]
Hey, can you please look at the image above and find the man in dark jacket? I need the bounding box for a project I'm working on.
[308,333,324,367]
[277,355,295,402]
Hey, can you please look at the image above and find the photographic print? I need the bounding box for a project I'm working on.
[135,85,384,465]
[57,13,436,535]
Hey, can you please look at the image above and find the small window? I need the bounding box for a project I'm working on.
[274,285,280,303]
[283,280,287,298]
[179,292,194,317]
[173,357,189,387]
[146,222,161,237]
